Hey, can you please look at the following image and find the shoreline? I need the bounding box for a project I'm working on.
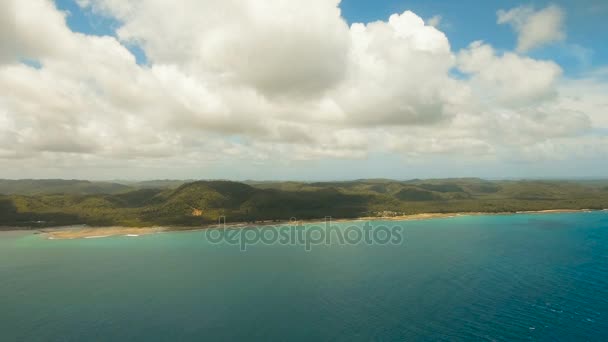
[34,208,606,240]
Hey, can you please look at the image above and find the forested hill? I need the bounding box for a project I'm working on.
[1,179,608,228]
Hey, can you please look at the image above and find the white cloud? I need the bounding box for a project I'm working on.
[0,0,605,178]
[427,15,442,28]
[497,4,566,53]
[329,11,463,126]
[83,0,351,98]
[458,41,562,106]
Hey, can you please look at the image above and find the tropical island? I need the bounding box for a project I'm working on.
[1,178,608,236]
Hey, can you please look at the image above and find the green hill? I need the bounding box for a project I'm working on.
[1,179,608,228]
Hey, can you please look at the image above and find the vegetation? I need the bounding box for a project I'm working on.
[1,178,608,228]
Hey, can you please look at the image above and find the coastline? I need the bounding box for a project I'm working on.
[35,208,606,240]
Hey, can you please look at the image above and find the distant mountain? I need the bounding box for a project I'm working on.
[0,179,131,195]
[120,180,190,189]
[0,179,194,196]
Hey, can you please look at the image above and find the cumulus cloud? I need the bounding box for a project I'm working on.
[330,11,465,126]
[497,4,566,52]
[0,0,605,178]
[458,41,562,106]
[82,0,351,98]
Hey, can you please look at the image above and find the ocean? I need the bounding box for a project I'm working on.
[1,212,607,341]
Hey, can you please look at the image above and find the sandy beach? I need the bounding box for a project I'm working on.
[45,226,167,240]
[515,209,594,214]
[39,209,604,240]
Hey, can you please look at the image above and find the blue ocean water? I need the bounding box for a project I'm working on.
[1,212,607,341]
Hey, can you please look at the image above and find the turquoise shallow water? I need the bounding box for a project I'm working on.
[1,212,607,341]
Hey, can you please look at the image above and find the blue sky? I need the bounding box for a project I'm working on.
[54,0,148,65]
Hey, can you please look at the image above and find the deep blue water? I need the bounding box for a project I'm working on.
[1,212,607,341]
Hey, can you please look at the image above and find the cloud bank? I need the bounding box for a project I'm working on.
[0,0,606,178]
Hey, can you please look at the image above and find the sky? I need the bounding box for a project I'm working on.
[1,0,607,180]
